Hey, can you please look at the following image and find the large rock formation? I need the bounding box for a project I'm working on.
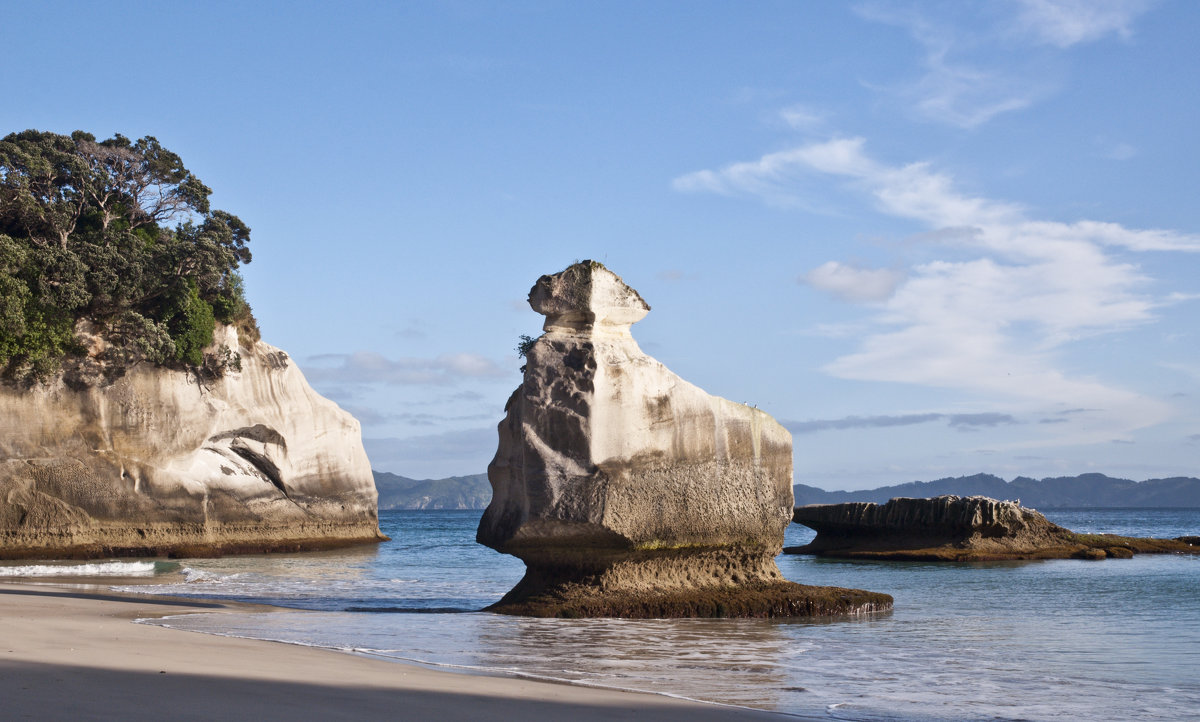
[790,495,1198,560]
[477,261,891,617]
[0,325,384,559]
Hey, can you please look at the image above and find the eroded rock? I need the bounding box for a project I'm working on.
[477,261,891,617]
[790,495,1199,560]
[0,325,384,559]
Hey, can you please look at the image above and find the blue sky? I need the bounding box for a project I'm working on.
[4,1,1197,489]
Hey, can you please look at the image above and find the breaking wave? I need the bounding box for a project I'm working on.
[0,560,172,577]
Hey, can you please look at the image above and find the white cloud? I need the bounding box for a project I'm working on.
[1012,0,1152,48]
[802,261,905,303]
[779,104,825,131]
[671,137,877,206]
[674,136,1193,441]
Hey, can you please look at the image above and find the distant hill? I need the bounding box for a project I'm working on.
[373,471,491,510]
[374,470,1200,510]
[794,473,1200,508]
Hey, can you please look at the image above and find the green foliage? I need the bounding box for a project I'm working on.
[0,129,257,383]
[103,311,175,367]
[210,271,248,323]
[516,333,537,373]
[167,283,216,366]
[0,234,79,381]
[516,334,536,358]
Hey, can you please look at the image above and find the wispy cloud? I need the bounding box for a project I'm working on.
[1012,0,1152,48]
[947,412,1018,429]
[363,428,497,477]
[784,412,1017,434]
[676,136,1197,443]
[342,406,498,429]
[1160,362,1200,382]
[855,1,1153,127]
[854,3,1047,127]
[304,350,509,386]
[1101,142,1138,161]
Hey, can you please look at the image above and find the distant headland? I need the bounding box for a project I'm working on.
[793,472,1200,508]
[372,471,1200,511]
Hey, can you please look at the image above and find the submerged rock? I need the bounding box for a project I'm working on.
[0,325,384,559]
[477,261,891,617]
[789,495,1199,561]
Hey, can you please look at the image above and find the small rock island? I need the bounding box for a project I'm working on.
[477,261,892,617]
[789,495,1198,561]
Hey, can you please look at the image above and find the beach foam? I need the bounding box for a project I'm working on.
[0,560,166,577]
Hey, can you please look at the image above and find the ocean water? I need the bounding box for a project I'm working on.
[6,508,1199,720]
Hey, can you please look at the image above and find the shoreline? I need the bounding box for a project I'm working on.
[0,580,797,721]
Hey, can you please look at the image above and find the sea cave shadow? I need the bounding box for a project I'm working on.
[0,659,796,722]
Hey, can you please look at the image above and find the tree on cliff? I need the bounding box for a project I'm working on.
[0,129,258,384]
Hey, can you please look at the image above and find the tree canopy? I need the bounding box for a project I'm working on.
[0,129,257,384]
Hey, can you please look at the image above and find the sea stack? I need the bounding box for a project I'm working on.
[477,261,891,617]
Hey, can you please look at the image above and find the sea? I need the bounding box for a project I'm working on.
[4,508,1199,721]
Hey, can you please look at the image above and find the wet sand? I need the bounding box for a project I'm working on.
[0,582,795,721]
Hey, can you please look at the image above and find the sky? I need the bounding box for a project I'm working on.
[3,1,1198,490]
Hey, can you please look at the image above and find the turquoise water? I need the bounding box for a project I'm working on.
[51,509,1200,719]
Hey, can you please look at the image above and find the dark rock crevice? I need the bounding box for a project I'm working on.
[227,442,288,498]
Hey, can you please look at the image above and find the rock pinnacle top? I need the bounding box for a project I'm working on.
[529,260,650,334]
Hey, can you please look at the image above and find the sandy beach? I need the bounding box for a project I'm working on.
[0,582,794,721]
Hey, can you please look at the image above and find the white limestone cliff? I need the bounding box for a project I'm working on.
[0,325,382,557]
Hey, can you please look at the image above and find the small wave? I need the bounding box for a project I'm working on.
[180,567,246,584]
[344,606,477,614]
[0,561,166,577]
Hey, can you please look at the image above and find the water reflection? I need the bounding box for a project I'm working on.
[472,615,793,707]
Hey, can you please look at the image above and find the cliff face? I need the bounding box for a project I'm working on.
[0,325,382,558]
[478,262,891,618]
